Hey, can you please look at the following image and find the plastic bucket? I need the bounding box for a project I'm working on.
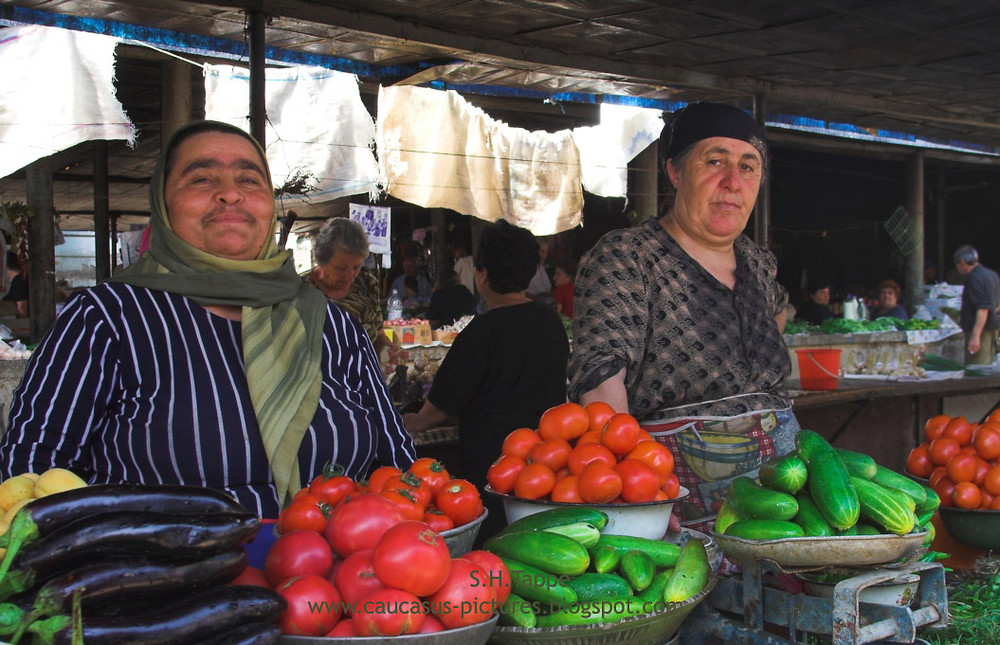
[795,348,842,390]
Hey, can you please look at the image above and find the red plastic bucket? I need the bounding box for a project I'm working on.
[796,348,842,390]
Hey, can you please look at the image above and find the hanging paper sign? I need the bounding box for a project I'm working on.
[349,203,391,255]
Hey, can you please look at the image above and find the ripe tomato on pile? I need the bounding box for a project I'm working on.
[489,401,679,504]
[908,411,1000,509]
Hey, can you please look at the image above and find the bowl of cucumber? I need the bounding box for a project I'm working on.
[488,486,689,540]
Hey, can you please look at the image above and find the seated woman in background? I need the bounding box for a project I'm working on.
[874,279,908,320]
[795,280,832,325]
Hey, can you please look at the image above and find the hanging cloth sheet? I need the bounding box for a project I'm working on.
[377,85,583,236]
[0,25,135,179]
[205,64,380,202]
[574,103,664,198]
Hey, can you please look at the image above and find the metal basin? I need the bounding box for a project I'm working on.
[938,506,1000,550]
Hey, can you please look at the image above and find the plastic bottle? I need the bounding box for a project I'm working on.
[857,297,868,321]
[387,290,403,321]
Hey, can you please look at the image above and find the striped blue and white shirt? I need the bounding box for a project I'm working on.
[0,283,416,518]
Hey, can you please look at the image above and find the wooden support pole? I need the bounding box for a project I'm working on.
[93,140,111,283]
[25,158,56,343]
[248,11,267,145]
[628,141,659,222]
[905,151,925,310]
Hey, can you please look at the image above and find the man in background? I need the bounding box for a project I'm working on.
[954,244,1000,365]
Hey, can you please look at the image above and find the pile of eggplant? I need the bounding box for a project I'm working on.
[0,483,285,645]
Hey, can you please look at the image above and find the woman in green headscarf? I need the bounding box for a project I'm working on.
[0,121,416,518]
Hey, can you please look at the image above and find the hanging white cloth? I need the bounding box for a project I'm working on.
[204,64,380,202]
[377,85,583,236]
[0,25,135,179]
[573,103,664,198]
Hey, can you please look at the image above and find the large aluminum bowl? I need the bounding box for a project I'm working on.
[280,614,498,645]
[938,506,1000,550]
[712,530,927,568]
[486,486,689,540]
[440,508,488,556]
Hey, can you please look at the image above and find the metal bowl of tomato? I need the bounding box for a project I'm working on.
[280,613,499,645]
[938,506,1000,550]
[439,508,488,557]
[487,486,689,540]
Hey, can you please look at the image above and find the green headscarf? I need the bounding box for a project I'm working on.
[109,120,328,507]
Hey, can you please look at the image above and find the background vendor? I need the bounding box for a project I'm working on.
[0,121,415,519]
[795,279,833,325]
[873,279,908,320]
[568,102,798,527]
[403,220,569,542]
[954,244,1000,365]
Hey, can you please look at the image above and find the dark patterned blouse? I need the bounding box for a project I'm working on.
[567,218,791,420]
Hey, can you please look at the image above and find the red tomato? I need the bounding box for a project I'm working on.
[422,509,455,533]
[407,458,452,495]
[928,465,948,488]
[527,438,572,472]
[463,549,511,604]
[265,530,335,587]
[946,452,978,483]
[661,472,681,499]
[933,475,956,507]
[626,441,675,485]
[905,445,934,478]
[923,414,951,441]
[309,462,358,506]
[614,458,661,503]
[417,615,446,633]
[229,565,270,588]
[487,454,527,494]
[381,472,434,508]
[538,402,590,441]
[980,490,996,509]
[578,461,623,503]
[367,466,404,493]
[928,437,961,466]
[501,428,542,459]
[325,620,356,637]
[985,465,1000,496]
[275,575,342,636]
[513,463,556,500]
[379,486,427,521]
[277,493,331,535]
[601,413,641,456]
[992,495,1000,510]
[334,548,385,609]
[575,430,603,445]
[435,479,484,526]
[975,456,990,487]
[550,475,583,503]
[975,423,1000,461]
[567,442,617,476]
[952,481,982,509]
[352,588,426,636]
[428,558,497,629]
[584,401,616,434]
[943,417,973,446]
[325,494,406,558]
[373,521,452,596]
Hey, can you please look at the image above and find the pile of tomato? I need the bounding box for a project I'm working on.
[241,459,499,637]
[905,411,1000,510]
[486,402,679,504]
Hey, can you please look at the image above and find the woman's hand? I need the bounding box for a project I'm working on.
[403,400,449,433]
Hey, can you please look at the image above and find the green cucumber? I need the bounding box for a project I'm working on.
[498,593,537,628]
[877,481,917,512]
[793,493,833,537]
[663,538,710,603]
[837,525,859,536]
[916,485,940,515]
[590,535,681,568]
[714,499,744,535]
[727,476,799,521]
[758,453,808,494]
[921,521,936,547]
[534,599,647,627]
[854,522,882,536]
[543,522,601,548]
[871,465,927,507]
[619,550,655,592]
[494,507,609,538]
[485,531,590,576]
[498,557,577,607]
[835,448,878,479]
[591,545,621,574]
[724,519,805,540]
[795,430,860,530]
[850,476,916,535]
[636,568,672,604]
[566,572,632,602]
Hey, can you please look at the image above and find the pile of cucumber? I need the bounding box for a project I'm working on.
[484,507,711,629]
[717,430,939,545]
[0,483,285,645]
